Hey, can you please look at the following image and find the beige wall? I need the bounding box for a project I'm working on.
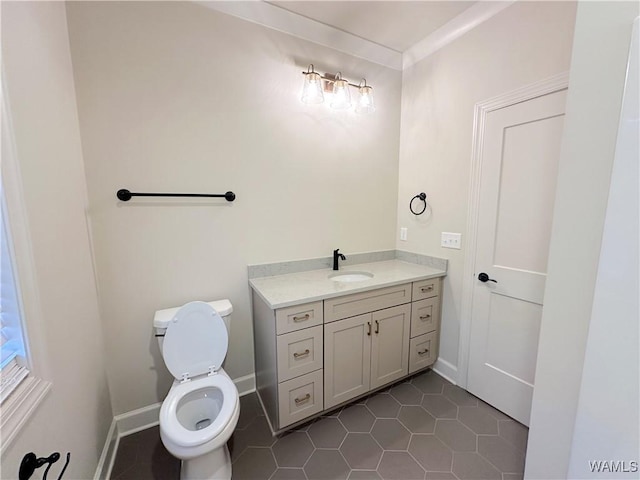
[0,2,112,478]
[65,1,402,415]
[395,1,577,377]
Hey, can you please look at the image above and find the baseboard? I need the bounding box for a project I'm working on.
[93,418,118,480]
[93,372,257,478]
[432,358,458,385]
[233,373,256,396]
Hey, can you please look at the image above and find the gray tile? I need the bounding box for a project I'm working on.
[111,371,529,480]
[377,451,425,480]
[230,428,250,461]
[371,419,411,450]
[270,468,308,480]
[442,385,477,407]
[348,471,382,479]
[503,474,524,480]
[389,382,423,406]
[411,370,448,394]
[398,406,436,433]
[477,400,511,421]
[113,463,158,480]
[340,404,376,433]
[233,447,277,480]
[421,395,457,419]
[498,420,529,453]
[304,450,350,480]
[272,431,314,468]
[457,406,499,435]
[478,436,526,474]
[111,441,138,478]
[308,417,348,448]
[366,394,401,418]
[452,452,501,480]
[425,473,457,480]
[435,420,477,452]
[408,435,453,472]
[237,393,263,430]
[239,415,277,447]
[340,433,383,470]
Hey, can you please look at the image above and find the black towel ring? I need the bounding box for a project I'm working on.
[410,192,427,215]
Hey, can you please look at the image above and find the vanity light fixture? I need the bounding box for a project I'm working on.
[301,64,375,114]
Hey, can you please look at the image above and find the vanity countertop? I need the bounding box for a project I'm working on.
[249,259,446,309]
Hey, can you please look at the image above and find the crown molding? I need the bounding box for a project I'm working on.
[195,1,517,72]
[195,1,403,70]
[403,1,516,69]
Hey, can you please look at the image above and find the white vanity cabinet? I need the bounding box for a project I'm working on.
[251,275,443,433]
[323,291,411,409]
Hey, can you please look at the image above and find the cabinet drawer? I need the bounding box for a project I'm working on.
[278,369,324,428]
[412,278,441,301]
[277,326,323,382]
[276,301,323,335]
[409,331,438,374]
[410,297,440,338]
[324,283,412,323]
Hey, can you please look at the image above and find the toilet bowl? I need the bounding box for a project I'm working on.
[154,300,239,480]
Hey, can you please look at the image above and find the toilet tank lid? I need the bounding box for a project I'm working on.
[153,299,232,328]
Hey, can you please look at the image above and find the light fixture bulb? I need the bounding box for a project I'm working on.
[355,82,375,114]
[301,66,324,104]
[330,74,351,110]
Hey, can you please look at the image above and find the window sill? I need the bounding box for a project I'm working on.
[0,375,51,454]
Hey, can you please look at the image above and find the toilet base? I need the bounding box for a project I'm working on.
[180,444,231,480]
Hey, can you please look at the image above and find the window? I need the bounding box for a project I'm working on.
[0,79,51,452]
[0,190,29,402]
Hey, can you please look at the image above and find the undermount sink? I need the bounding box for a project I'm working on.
[329,271,374,283]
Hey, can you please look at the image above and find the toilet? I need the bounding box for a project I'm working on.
[153,300,240,480]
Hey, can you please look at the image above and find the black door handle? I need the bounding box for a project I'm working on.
[478,272,498,283]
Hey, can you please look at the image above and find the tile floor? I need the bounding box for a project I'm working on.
[110,370,528,480]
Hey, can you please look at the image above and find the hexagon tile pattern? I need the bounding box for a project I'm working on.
[110,370,529,480]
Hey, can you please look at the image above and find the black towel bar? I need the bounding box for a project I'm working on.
[116,189,236,202]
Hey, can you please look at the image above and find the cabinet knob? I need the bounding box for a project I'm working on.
[293,349,310,359]
[293,314,310,322]
[294,393,311,405]
[418,349,430,356]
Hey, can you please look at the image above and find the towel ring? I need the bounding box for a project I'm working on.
[410,192,427,215]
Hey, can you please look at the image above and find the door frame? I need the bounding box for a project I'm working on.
[456,72,570,389]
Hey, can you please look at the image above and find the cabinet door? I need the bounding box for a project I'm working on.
[324,313,371,409]
[371,304,411,390]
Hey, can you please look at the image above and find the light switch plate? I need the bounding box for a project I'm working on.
[400,227,408,241]
[441,232,462,249]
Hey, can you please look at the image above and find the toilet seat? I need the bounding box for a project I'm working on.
[163,301,228,381]
[160,373,238,448]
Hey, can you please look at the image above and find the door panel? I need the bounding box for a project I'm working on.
[324,314,371,409]
[371,304,410,389]
[468,88,567,426]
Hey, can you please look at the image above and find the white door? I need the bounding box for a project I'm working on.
[467,88,567,426]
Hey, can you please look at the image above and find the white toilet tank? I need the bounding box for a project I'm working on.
[153,299,233,351]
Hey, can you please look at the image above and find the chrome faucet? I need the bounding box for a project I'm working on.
[333,249,346,271]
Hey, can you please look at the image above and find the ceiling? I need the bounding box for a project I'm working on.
[199,1,512,69]
[268,1,477,52]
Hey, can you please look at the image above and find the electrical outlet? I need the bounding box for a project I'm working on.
[441,232,462,249]
[400,227,408,241]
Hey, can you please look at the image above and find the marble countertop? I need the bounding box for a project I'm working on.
[249,259,446,309]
